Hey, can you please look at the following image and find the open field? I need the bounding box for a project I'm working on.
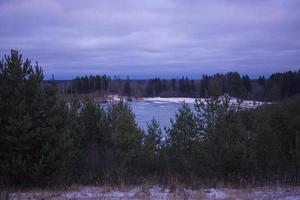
[6,185,300,200]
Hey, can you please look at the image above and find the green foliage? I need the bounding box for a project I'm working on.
[107,100,143,179]
[123,76,131,96]
[74,99,109,182]
[199,72,244,98]
[242,75,252,93]
[164,94,300,183]
[195,95,251,179]
[144,118,162,155]
[70,74,110,94]
[139,118,163,175]
[240,96,300,181]
[68,70,300,101]
[1,50,300,187]
[145,77,169,97]
[166,103,200,177]
[167,103,199,152]
[0,50,71,186]
[108,101,142,153]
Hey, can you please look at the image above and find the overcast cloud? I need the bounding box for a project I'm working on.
[0,0,300,79]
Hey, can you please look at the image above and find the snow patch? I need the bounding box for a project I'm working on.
[205,188,227,199]
[285,196,300,200]
[144,97,196,104]
[143,96,269,109]
[9,186,300,200]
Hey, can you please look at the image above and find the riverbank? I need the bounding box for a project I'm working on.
[143,96,268,108]
[98,95,269,109]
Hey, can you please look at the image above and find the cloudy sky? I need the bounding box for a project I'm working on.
[0,0,299,79]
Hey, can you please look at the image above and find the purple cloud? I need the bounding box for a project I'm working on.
[0,0,299,79]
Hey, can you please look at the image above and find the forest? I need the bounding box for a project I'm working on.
[1,51,300,188]
[63,69,300,102]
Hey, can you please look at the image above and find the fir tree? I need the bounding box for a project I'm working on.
[140,118,163,174]
[0,50,71,186]
[123,76,131,96]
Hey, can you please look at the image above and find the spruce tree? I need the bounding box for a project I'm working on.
[107,101,143,178]
[0,50,71,186]
[166,103,199,175]
[123,76,131,96]
[140,118,163,174]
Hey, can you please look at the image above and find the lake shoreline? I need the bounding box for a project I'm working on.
[97,95,270,131]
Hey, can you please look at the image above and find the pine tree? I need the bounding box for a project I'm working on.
[107,101,143,178]
[171,78,177,91]
[140,118,163,174]
[0,50,71,186]
[195,94,250,180]
[200,75,209,97]
[242,75,252,92]
[145,118,162,155]
[166,103,200,175]
[74,98,110,181]
[225,72,242,97]
[123,76,131,96]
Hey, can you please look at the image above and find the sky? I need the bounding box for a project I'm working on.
[0,0,300,79]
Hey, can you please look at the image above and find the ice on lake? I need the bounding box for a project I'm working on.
[104,97,268,132]
[129,100,185,131]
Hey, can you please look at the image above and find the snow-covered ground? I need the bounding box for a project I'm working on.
[105,95,269,110]
[143,97,197,104]
[8,185,300,200]
[143,96,269,109]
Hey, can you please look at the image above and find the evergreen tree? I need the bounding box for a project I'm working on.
[242,75,252,93]
[145,118,162,153]
[258,75,266,86]
[196,94,251,179]
[76,99,109,181]
[107,101,143,178]
[166,103,200,175]
[123,76,131,96]
[140,118,163,174]
[190,80,196,93]
[171,78,177,91]
[0,50,71,186]
[154,78,162,95]
[200,75,209,97]
[225,72,242,97]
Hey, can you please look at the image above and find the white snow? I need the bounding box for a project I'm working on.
[285,196,300,200]
[144,97,197,104]
[143,96,269,109]
[9,186,300,200]
[103,95,269,110]
[205,188,227,199]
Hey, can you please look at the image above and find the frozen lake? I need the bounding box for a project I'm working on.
[104,97,267,132]
[129,100,187,131]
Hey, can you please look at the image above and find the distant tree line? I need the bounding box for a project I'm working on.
[68,75,110,94]
[67,76,199,97]
[256,72,300,100]
[65,71,300,101]
[199,72,252,98]
[1,51,300,188]
[145,77,196,97]
[199,71,300,101]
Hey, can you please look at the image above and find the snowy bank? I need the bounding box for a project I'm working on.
[143,97,196,104]
[143,96,269,109]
